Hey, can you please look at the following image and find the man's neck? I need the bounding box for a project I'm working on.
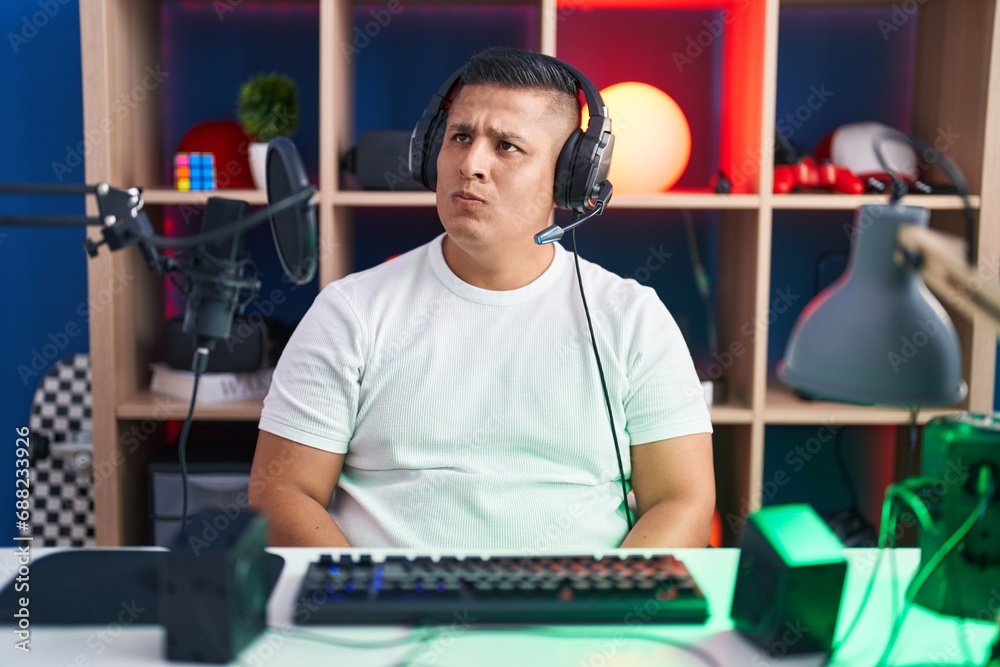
[442,235,556,291]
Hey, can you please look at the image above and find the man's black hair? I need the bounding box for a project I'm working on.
[463,46,578,97]
[461,46,581,129]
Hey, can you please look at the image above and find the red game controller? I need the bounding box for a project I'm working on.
[773,156,864,194]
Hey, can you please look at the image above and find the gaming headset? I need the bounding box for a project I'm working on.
[409,53,615,225]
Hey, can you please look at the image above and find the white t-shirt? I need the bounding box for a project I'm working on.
[259,233,712,550]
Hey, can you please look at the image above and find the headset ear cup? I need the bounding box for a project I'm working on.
[423,116,448,191]
[410,66,465,192]
[410,114,446,191]
[554,128,582,210]
[570,130,601,211]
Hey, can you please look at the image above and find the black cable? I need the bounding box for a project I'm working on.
[681,209,717,357]
[570,228,633,531]
[834,429,861,508]
[872,129,976,266]
[178,346,210,532]
[906,409,920,480]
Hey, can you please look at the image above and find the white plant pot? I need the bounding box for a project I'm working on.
[249,141,269,190]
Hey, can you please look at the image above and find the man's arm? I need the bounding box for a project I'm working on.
[248,430,352,547]
[618,432,715,548]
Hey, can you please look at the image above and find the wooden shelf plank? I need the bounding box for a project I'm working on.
[142,188,270,205]
[609,194,761,209]
[117,391,263,421]
[332,190,761,209]
[331,191,978,212]
[764,384,962,425]
[116,390,750,425]
[709,403,753,424]
[770,194,980,210]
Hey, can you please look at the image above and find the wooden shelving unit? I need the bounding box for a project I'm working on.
[80,0,999,546]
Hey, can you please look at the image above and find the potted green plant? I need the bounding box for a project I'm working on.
[236,72,299,189]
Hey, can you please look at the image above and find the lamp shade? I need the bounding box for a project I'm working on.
[777,204,966,407]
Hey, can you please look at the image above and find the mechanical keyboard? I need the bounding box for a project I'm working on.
[293,553,708,625]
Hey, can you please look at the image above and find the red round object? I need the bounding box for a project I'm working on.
[177,120,254,189]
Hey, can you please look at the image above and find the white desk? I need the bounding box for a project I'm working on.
[1,547,996,666]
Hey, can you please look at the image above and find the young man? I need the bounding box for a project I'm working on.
[249,47,714,550]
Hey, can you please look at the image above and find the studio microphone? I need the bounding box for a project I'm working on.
[534,181,613,245]
[181,197,261,353]
[179,138,317,355]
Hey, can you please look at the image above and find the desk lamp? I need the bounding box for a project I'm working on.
[776,130,1000,663]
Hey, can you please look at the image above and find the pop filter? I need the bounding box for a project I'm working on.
[266,138,317,285]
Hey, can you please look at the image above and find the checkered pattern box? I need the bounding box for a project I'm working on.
[174,152,216,191]
[28,354,95,547]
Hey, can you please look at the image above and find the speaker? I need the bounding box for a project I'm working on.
[342,130,425,191]
[731,504,847,655]
[159,510,270,663]
[409,52,614,215]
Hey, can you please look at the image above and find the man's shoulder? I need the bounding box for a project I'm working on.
[574,252,659,303]
[325,236,438,300]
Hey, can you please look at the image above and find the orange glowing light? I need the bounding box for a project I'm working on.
[587,81,692,194]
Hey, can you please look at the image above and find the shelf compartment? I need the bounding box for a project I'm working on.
[556,1,768,194]
[159,2,321,190]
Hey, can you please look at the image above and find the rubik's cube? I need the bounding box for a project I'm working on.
[174,152,216,191]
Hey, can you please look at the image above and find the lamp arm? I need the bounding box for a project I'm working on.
[897,225,1000,328]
